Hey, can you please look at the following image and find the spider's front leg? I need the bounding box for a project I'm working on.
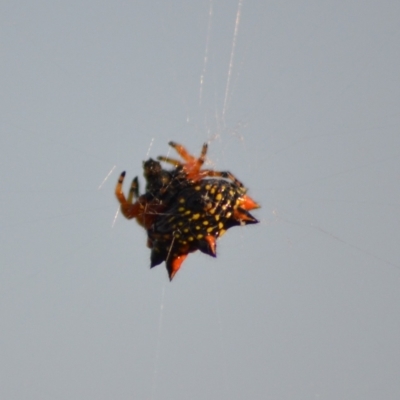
[127,175,139,203]
[115,171,167,229]
[157,141,209,182]
[168,141,207,166]
[115,172,142,220]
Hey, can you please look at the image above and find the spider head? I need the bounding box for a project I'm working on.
[143,158,172,197]
[143,159,162,179]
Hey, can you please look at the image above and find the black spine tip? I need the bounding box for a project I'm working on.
[121,171,126,177]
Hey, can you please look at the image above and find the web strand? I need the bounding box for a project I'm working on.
[199,0,213,106]
[98,165,116,190]
[222,0,243,121]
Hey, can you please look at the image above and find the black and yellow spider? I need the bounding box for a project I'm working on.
[115,141,259,280]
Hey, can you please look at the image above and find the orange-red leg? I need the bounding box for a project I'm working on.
[116,171,164,227]
[158,142,209,181]
[115,172,141,220]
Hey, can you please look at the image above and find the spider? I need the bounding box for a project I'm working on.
[115,141,260,280]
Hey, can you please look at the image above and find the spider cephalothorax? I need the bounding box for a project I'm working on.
[115,141,259,280]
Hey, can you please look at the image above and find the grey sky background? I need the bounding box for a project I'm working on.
[1,1,400,399]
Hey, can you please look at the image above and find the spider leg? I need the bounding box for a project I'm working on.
[156,156,182,167]
[115,172,142,220]
[159,142,209,182]
[127,176,139,203]
[115,171,128,204]
[200,169,244,187]
[170,141,208,164]
[157,140,204,167]
[198,142,208,165]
